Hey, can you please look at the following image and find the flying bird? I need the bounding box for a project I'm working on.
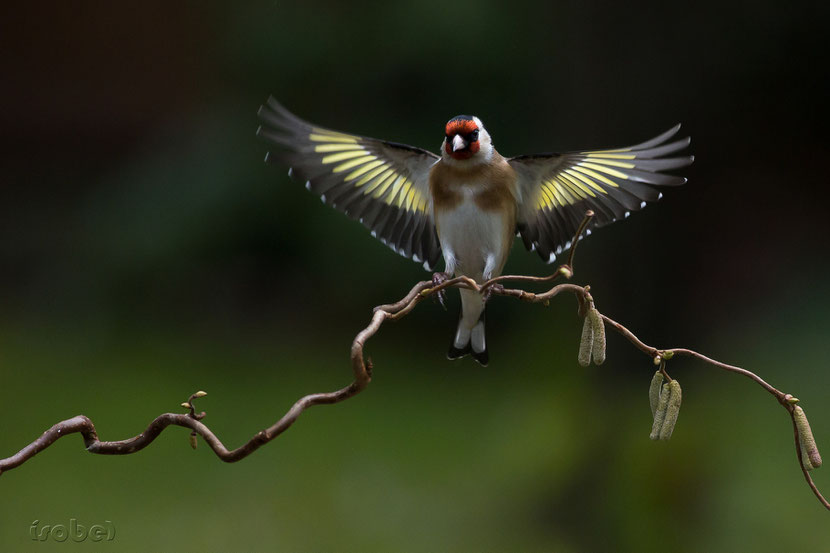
[257,98,693,366]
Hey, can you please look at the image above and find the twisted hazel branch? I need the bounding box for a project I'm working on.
[1,213,827,514]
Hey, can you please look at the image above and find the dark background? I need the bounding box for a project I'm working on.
[1,1,829,551]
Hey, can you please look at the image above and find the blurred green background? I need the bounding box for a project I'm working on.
[2,1,829,551]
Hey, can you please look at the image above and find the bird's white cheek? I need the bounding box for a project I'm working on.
[477,141,494,163]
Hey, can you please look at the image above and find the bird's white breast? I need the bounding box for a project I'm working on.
[435,185,510,282]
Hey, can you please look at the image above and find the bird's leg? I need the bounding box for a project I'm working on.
[482,283,504,302]
[431,249,458,310]
[482,254,497,282]
[431,272,451,310]
[481,253,502,302]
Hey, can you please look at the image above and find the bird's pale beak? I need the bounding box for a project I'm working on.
[451,134,468,152]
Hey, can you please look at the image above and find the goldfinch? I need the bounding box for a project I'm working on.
[257,98,692,366]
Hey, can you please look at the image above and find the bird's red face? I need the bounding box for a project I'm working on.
[444,116,480,160]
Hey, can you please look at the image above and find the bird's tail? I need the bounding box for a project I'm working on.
[447,288,489,366]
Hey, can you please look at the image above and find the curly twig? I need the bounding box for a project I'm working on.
[1,212,826,512]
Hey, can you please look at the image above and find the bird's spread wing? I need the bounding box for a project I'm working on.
[257,97,442,270]
[509,125,693,263]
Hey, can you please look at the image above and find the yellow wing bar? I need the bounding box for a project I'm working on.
[312,130,428,214]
